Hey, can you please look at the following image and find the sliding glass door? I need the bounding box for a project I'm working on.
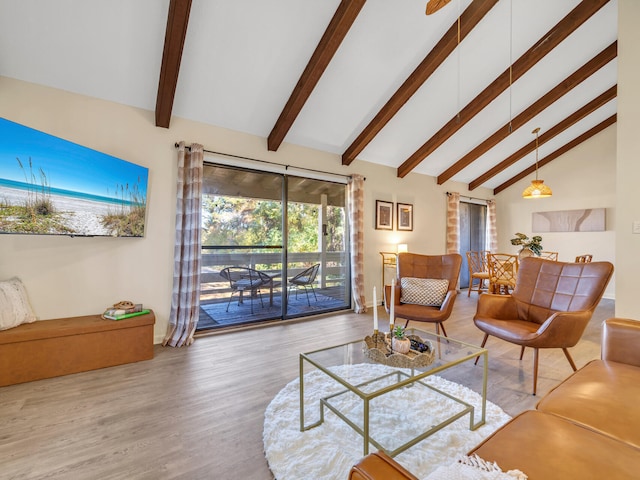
[459,201,487,289]
[285,176,350,319]
[198,164,351,330]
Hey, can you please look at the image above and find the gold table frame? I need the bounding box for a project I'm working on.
[299,328,488,457]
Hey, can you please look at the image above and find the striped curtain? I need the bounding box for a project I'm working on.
[163,142,203,347]
[486,199,498,252]
[446,192,460,254]
[347,174,366,313]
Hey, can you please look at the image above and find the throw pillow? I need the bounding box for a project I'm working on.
[0,277,37,331]
[400,277,449,307]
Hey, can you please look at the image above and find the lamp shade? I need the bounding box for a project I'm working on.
[523,127,552,199]
[397,243,408,253]
[522,179,552,199]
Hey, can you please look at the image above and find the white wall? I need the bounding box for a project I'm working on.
[0,76,493,342]
[616,0,640,318]
[494,124,617,299]
[1,71,622,340]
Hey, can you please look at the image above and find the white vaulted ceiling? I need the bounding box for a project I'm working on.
[0,0,618,194]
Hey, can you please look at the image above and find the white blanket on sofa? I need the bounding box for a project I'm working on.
[423,455,527,480]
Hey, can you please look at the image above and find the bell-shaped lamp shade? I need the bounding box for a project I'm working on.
[522,179,552,199]
[523,127,552,199]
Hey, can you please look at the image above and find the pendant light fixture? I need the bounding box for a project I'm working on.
[522,127,552,199]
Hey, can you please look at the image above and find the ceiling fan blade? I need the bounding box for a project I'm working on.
[426,0,452,15]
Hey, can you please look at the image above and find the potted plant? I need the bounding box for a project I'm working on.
[510,232,543,258]
[391,325,411,354]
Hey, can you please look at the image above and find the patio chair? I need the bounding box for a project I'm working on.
[219,267,272,314]
[288,263,320,306]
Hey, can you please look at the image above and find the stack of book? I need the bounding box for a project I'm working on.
[103,304,150,320]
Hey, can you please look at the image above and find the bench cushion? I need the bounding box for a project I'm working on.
[0,312,155,386]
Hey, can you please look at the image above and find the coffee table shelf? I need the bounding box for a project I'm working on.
[299,328,488,457]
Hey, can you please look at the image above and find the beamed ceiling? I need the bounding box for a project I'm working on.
[0,0,618,195]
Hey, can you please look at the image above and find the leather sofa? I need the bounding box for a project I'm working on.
[349,317,640,480]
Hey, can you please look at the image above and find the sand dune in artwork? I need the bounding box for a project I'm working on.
[0,186,122,236]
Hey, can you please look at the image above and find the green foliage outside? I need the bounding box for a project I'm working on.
[202,195,345,253]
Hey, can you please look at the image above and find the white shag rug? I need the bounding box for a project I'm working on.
[264,363,512,480]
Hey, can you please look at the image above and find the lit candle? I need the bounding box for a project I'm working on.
[390,279,395,331]
[373,286,378,332]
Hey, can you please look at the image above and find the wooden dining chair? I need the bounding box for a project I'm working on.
[575,254,593,263]
[539,251,559,261]
[487,253,518,295]
[466,250,490,296]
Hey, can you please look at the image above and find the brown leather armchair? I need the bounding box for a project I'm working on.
[473,256,614,395]
[384,253,462,337]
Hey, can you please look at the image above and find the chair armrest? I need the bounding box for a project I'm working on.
[438,289,457,313]
[473,293,518,320]
[349,451,419,480]
[534,310,593,348]
[602,318,640,366]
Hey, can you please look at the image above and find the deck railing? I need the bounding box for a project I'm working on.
[201,250,348,288]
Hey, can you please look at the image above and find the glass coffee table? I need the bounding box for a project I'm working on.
[299,328,488,457]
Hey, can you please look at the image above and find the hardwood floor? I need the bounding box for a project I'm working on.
[0,293,615,479]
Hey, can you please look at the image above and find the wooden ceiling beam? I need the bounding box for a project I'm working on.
[267,0,366,152]
[341,0,498,165]
[437,41,617,185]
[469,85,616,190]
[155,0,192,129]
[493,114,617,195]
[397,0,610,178]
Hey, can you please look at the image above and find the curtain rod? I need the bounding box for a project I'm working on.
[174,143,360,181]
[446,191,489,203]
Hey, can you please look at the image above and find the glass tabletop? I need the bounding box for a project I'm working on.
[301,327,485,396]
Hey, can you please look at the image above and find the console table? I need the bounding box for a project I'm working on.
[379,252,398,300]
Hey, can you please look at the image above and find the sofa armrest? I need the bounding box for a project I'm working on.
[349,451,418,480]
[602,318,640,366]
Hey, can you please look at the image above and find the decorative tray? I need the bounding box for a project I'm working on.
[363,331,435,368]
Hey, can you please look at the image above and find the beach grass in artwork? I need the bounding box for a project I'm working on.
[0,118,149,237]
[0,157,73,234]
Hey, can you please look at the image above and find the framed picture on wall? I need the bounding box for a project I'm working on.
[375,200,393,230]
[397,203,413,231]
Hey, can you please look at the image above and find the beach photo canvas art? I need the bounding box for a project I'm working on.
[0,118,149,237]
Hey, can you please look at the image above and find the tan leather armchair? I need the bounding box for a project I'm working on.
[384,253,462,337]
[473,256,614,395]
